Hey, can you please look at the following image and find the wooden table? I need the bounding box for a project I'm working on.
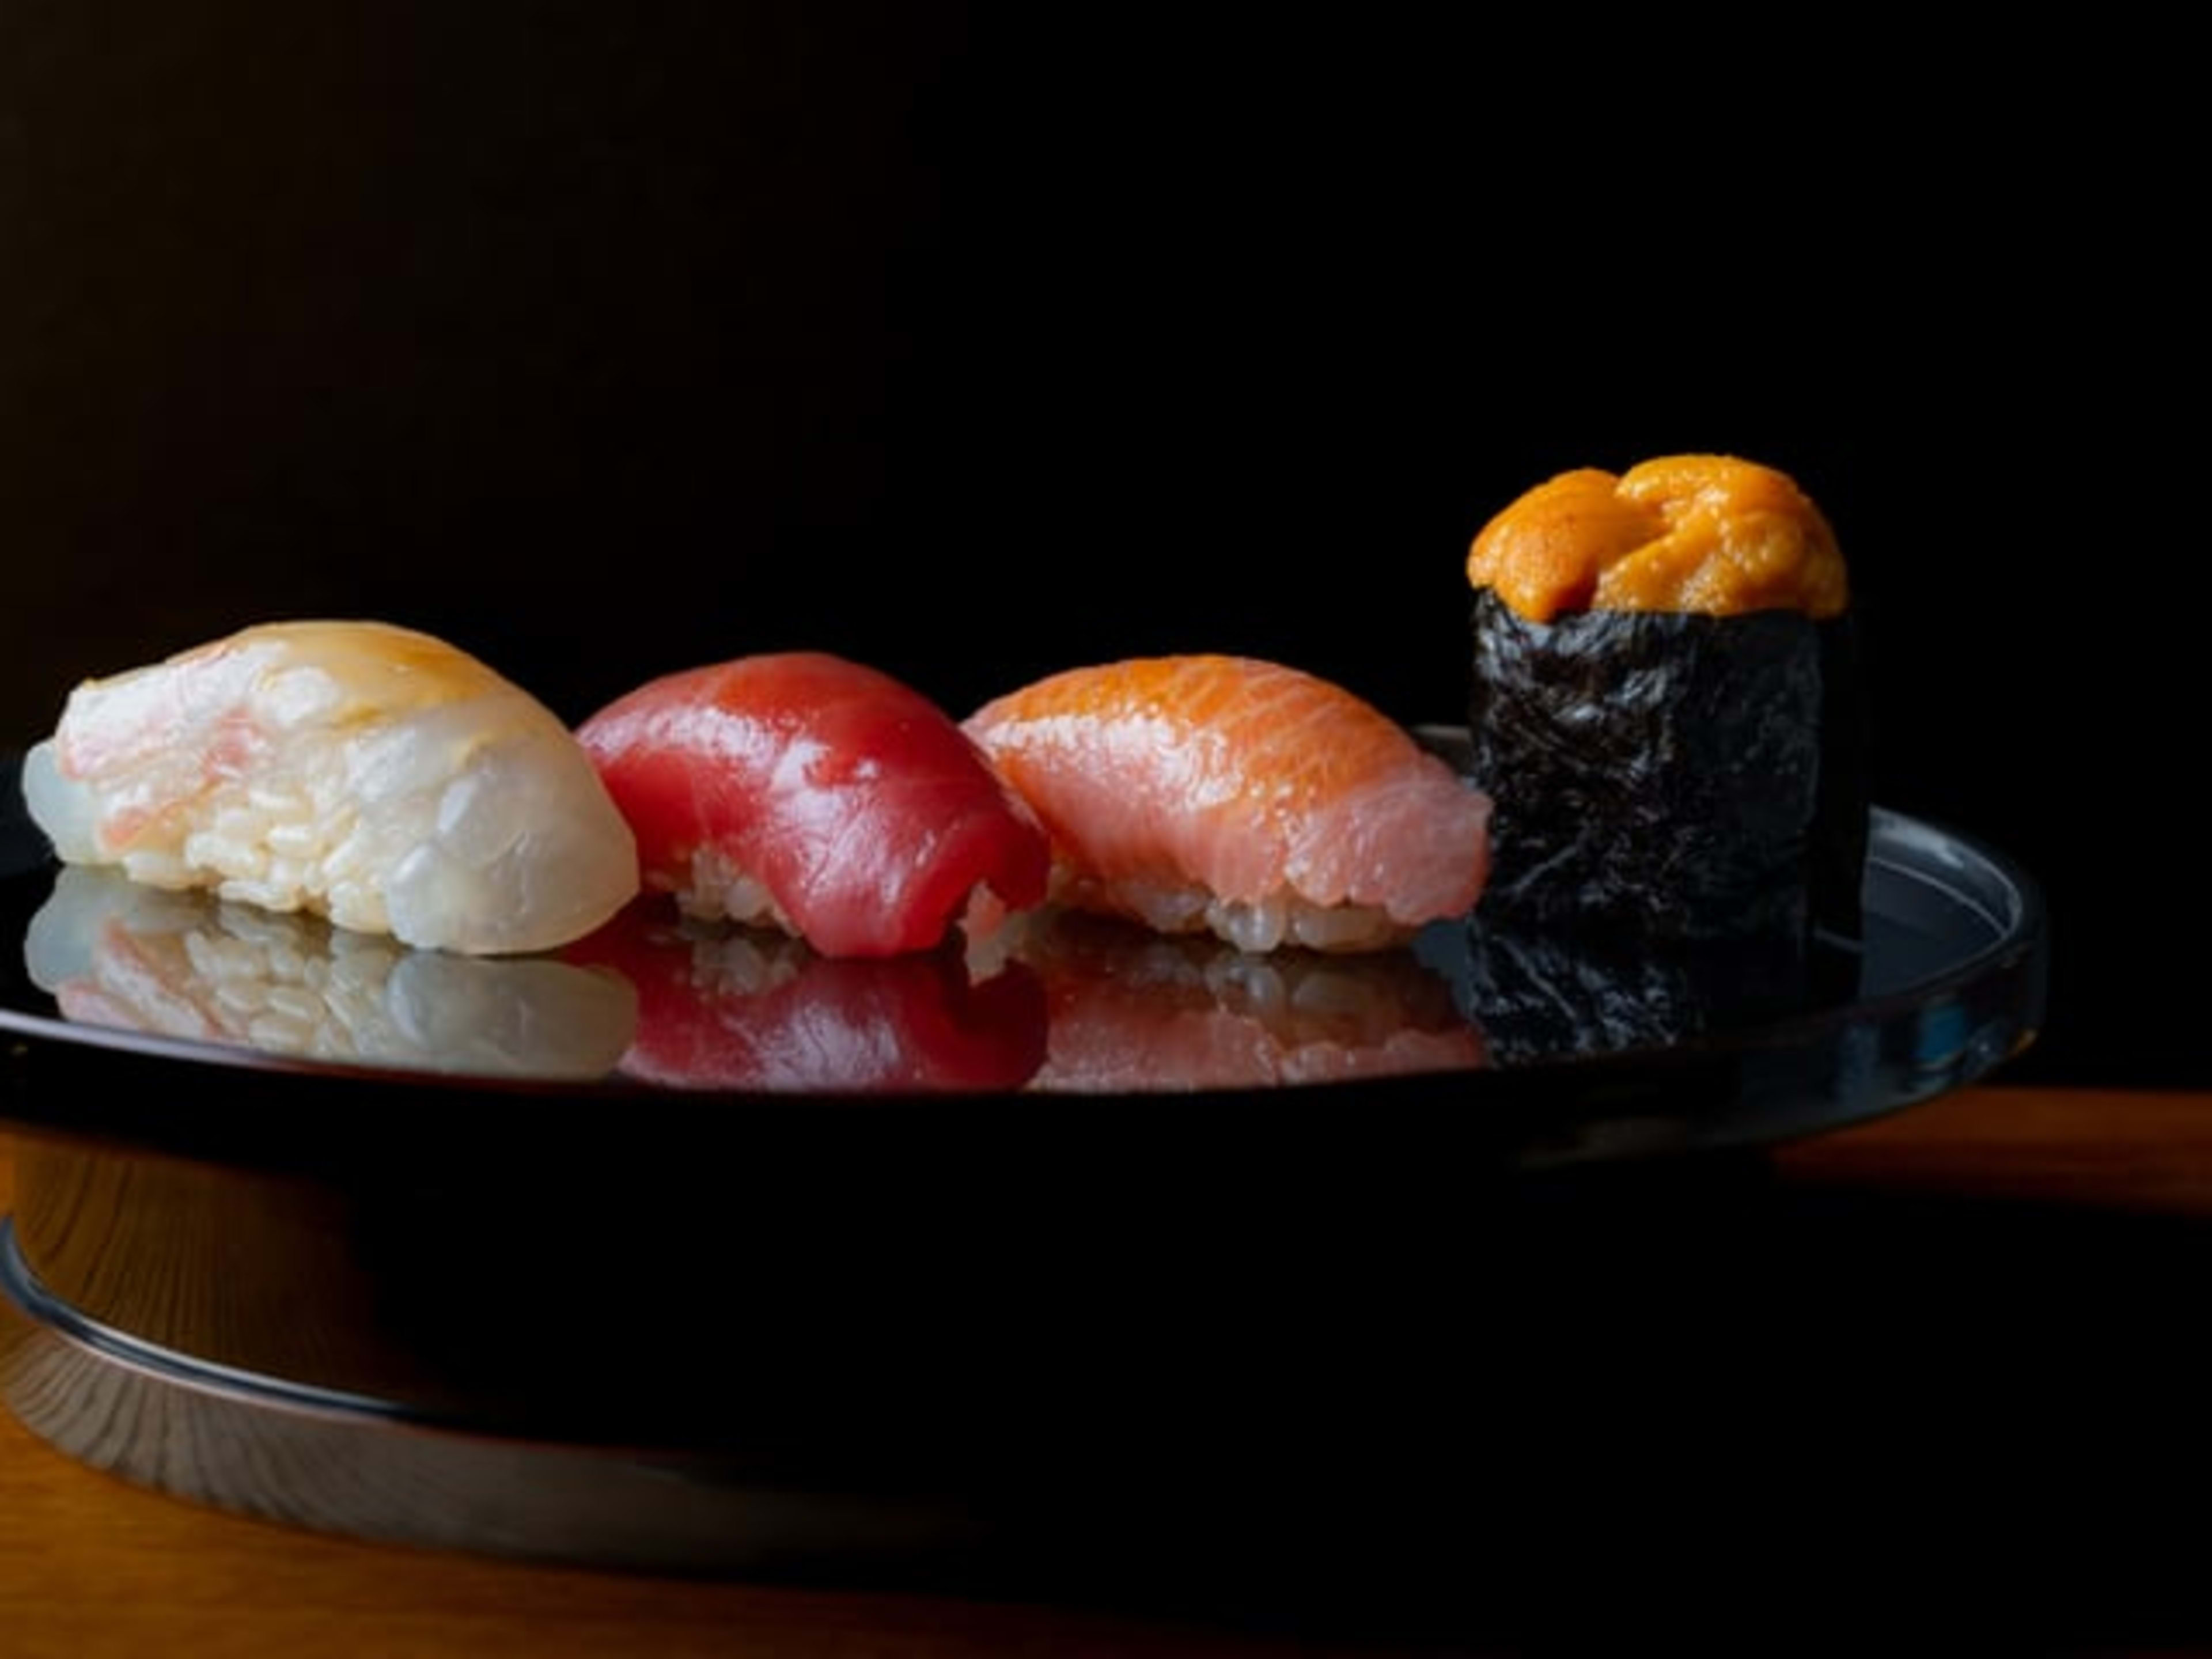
[2,1082,2207,1655]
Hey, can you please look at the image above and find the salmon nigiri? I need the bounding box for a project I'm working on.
[963,655,1492,953]
[575,652,1050,959]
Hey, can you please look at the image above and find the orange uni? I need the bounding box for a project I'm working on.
[1465,454,1847,622]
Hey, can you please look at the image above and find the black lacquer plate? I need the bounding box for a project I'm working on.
[0,733,2046,1175]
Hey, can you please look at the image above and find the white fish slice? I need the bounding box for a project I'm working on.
[21,620,639,956]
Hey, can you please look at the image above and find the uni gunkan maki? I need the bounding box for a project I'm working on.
[1462,453,1868,956]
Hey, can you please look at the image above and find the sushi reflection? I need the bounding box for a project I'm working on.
[23,866,638,1081]
[567,907,1050,1093]
[1003,911,1488,1092]
[1438,911,1859,1066]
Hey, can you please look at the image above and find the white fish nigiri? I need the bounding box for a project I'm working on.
[21,620,639,956]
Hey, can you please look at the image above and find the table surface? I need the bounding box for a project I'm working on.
[3,1081,2208,1656]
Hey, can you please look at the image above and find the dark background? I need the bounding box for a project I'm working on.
[3,7,2196,1088]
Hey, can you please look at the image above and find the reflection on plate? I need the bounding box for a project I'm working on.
[562,904,1491,1095]
[24,866,638,1082]
[1431,908,1860,1066]
[566,907,1051,1093]
[1007,910,1487,1091]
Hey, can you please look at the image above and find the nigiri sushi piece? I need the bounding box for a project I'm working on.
[574,652,1051,959]
[1464,453,1866,944]
[20,620,640,956]
[963,655,1492,953]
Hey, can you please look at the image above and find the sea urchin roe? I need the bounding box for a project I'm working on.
[1465,454,1848,623]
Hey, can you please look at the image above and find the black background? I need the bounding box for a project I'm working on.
[3,6,2197,1088]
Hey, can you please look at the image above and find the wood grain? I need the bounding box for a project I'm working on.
[0,1374,1385,1658]
[2,1083,2207,1655]
[0,1128,1460,1658]
[1771,1081,2212,1212]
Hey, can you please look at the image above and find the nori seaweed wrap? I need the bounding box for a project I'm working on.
[1467,591,1866,946]
[1461,455,1869,954]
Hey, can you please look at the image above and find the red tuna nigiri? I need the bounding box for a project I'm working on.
[577,653,1050,959]
[964,655,1491,953]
